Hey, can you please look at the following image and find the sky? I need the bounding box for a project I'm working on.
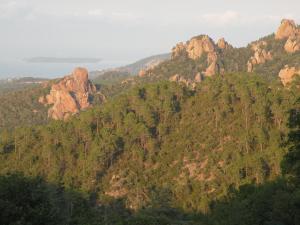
[0,0,300,78]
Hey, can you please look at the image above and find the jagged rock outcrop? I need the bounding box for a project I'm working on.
[275,19,299,40]
[171,35,221,77]
[186,35,215,60]
[284,36,300,53]
[217,38,231,49]
[172,42,187,58]
[205,52,219,76]
[169,74,196,88]
[39,67,96,120]
[275,19,300,53]
[247,41,272,72]
[169,74,192,85]
[169,73,202,89]
[278,65,300,86]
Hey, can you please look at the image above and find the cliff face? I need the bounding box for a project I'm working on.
[39,67,96,120]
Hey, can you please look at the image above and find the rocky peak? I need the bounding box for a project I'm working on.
[172,35,216,60]
[278,65,300,86]
[274,19,300,53]
[39,67,96,120]
[217,38,231,49]
[275,19,298,40]
[171,35,219,77]
[247,41,272,72]
[186,35,216,60]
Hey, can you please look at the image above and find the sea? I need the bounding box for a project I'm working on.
[0,59,130,79]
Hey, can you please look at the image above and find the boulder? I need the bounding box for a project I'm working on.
[284,36,300,53]
[278,65,300,86]
[169,74,194,87]
[138,69,147,77]
[194,72,202,82]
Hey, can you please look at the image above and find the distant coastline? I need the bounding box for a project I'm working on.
[0,59,130,79]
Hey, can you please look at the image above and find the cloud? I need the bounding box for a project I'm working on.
[86,8,142,23]
[0,0,36,20]
[88,9,103,16]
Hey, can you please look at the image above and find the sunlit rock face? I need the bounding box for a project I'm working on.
[247,41,273,72]
[278,65,300,86]
[275,19,299,40]
[39,67,96,120]
[284,36,300,53]
[171,35,222,77]
[275,19,300,53]
[217,38,231,50]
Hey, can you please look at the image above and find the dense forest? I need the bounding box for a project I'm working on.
[0,73,299,224]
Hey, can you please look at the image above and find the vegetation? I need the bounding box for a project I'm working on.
[92,70,131,86]
[252,34,300,79]
[0,73,299,224]
[0,77,48,94]
[0,86,49,130]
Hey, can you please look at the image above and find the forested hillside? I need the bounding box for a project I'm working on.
[0,73,299,224]
[1,19,300,225]
[0,86,49,130]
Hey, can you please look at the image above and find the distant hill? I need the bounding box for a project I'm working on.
[91,53,171,85]
[118,53,171,75]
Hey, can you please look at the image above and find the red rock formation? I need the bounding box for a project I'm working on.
[194,72,202,83]
[138,69,147,77]
[217,38,231,49]
[275,19,298,40]
[171,35,220,77]
[284,36,300,53]
[278,65,300,86]
[275,19,300,53]
[169,74,194,87]
[171,42,187,59]
[247,41,272,72]
[39,67,96,120]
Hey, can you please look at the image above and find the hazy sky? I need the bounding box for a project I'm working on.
[1,0,300,77]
